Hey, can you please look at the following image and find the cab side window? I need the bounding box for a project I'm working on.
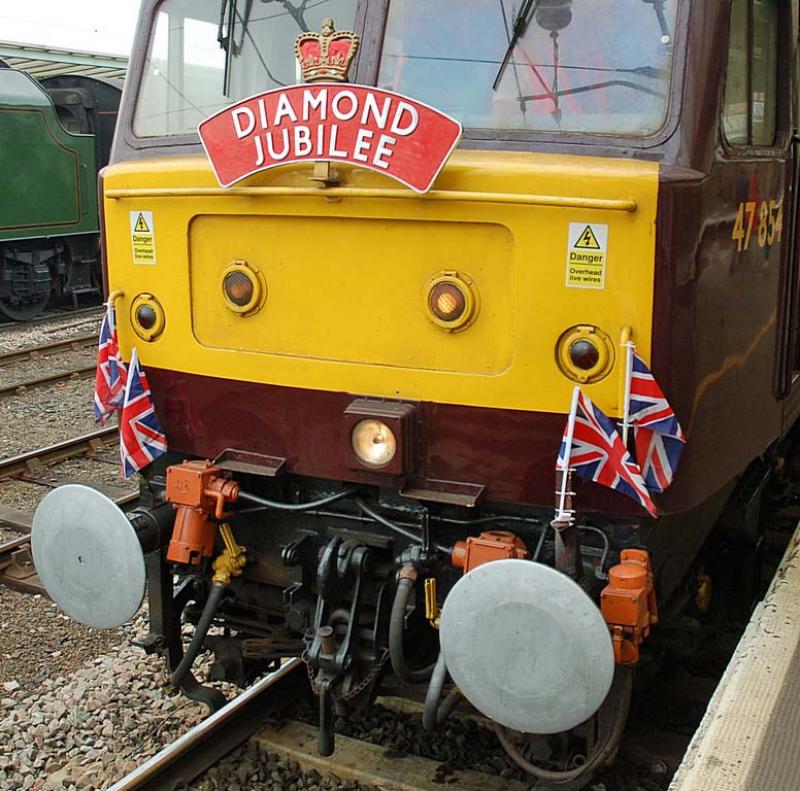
[723,0,779,146]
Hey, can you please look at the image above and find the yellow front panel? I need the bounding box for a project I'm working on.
[190,216,514,374]
[103,149,659,416]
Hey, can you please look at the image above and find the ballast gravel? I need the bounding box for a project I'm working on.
[0,612,211,791]
[0,378,100,459]
[189,742,378,791]
[0,313,101,355]
[0,348,97,389]
[0,594,124,698]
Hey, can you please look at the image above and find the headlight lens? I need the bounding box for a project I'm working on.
[351,419,397,468]
[223,270,255,307]
[569,339,601,371]
[136,304,157,330]
[429,281,467,322]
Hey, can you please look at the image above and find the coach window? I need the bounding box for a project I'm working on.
[722,0,779,147]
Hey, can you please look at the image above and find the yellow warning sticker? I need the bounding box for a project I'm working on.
[130,211,156,265]
[566,222,607,289]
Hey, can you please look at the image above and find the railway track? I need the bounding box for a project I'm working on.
[0,332,99,398]
[0,364,97,399]
[0,426,118,484]
[0,332,97,367]
[108,658,525,791]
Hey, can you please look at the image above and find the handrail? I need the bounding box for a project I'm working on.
[105,186,637,213]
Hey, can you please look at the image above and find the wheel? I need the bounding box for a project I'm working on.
[0,293,50,321]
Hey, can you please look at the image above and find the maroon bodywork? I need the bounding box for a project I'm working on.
[149,368,643,514]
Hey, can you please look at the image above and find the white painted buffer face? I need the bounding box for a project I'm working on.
[31,485,146,629]
[439,558,615,734]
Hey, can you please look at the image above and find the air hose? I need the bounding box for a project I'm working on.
[389,569,436,684]
[170,582,226,689]
[493,667,633,783]
[423,652,462,731]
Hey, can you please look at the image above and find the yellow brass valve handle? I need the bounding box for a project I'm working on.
[212,523,247,586]
[424,577,440,629]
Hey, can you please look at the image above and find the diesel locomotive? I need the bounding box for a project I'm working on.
[0,69,121,320]
[29,0,800,785]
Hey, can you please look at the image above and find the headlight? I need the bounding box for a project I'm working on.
[424,272,478,332]
[351,419,397,468]
[130,293,165,342]
[556,325,614,383]
[221,260,266,315]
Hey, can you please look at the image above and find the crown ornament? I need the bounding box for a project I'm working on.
[294,19,359,83]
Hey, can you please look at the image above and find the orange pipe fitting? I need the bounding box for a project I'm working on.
[600,548,658,664]
[451,530,528,574]
[165,460,240,565]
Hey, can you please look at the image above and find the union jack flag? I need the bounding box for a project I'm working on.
[629,351,686,493]
[93,302,127,426]
[558,389,657,516]
[629,352,685,440]
[635,429,685,494]
[120,348,167,478]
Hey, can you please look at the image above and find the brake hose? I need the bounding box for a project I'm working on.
[170,582,226,689]
[389,572,436,684]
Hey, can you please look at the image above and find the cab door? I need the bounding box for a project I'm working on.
[778,1,800,418]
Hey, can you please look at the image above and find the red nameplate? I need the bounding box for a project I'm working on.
[199,84,463,194]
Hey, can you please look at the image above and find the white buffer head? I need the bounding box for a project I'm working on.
[31,484,146,629]
[439,558,614,734]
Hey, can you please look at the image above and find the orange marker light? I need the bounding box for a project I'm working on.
[429,282,467,322]
[220,261,266,316]
[424,272,478,332]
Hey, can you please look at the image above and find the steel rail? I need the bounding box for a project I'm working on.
[0,364,96,399]
[0,333,97,367]
[0,306,103,333]
[0,534,45,595]
[0,426,118,480]
[108,658,307,791]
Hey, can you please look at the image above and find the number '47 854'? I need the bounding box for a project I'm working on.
[732,200,784,252]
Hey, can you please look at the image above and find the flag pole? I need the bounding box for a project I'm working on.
[621,341,634,445]
[556,385,581,520]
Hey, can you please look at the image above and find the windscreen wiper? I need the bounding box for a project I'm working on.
[642,0,671,44]
[218,0,237,96]
[218,0,254,96]
[493,0,540,91]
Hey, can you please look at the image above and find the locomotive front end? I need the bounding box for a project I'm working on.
[32,0,683,783]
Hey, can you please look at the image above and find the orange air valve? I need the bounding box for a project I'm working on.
[451,531,529,574]
[600,548,658,664]
[165,460,240,565]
